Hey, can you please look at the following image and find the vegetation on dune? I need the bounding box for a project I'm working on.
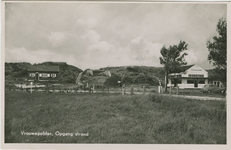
[102,66,165,86]
[5,62,166,87]
[5,92,226,144]
[5,61,223,88]
[5,62,31,83]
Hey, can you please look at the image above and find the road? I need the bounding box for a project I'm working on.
[97,90,226,101]
[160,94,226,101]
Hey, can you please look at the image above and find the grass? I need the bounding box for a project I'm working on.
[5,91,226,144]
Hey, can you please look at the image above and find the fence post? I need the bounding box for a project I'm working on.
[143,86,146,94]
[177,86,179,95]
[122,84,125,95]
[131,84,134,95]
[169,86,172,95]
[30,82,33,94]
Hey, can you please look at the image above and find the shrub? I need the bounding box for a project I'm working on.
[104,74,121,87]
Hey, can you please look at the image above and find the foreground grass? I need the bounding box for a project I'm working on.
[5,92,226,144]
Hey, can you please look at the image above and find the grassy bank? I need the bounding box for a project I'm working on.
[5,92,226,144]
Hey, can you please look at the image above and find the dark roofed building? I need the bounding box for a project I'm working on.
[27,65,59,82]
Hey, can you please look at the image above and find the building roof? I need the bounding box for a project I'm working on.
[170,64,195,74]
[179,64,195,72]
[27,65,59,72]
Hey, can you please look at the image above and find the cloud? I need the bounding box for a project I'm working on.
[185,49,199,65]
[6,47,60,63]
[88,41,114,53]
[76,18,98,29]
[129,36,163,64]
[79,36,163,69]
[48,32,70,47]
[5,47,79,68]
[5,3,226,70]
[85,18,98,29]
[83,30,101,44]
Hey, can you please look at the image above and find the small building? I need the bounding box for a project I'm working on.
[27,65,59,82]
[167,64,208,89]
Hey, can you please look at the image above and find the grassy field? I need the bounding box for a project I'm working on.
[5,91,226,144]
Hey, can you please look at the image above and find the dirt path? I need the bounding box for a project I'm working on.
[160,94,226,101]
[104,91,226,101]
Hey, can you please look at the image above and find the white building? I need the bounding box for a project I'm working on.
[167,64,208,89]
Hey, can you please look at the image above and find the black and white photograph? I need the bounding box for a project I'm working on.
[1,0,229,149]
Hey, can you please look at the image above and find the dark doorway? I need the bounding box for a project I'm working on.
[194,79,198,87]
[35,72,39,81]
[174,79,177,87]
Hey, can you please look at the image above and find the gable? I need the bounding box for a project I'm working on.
[180,64,208,78]
[185,64,207,74]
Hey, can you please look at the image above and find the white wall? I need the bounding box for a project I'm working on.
[167,78,208,89]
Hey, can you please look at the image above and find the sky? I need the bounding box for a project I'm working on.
[5,2,226,70]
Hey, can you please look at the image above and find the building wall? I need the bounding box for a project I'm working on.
[179,78,208,88]
[167,78,208,89]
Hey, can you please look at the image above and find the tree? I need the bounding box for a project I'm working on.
[206,18,227,84]
[104,74,121,87]
[159,41,188,92]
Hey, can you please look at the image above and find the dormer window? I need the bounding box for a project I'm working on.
[41,73,49,78]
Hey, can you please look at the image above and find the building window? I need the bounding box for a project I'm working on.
[188,74,204,78]
[51,74,56,78]
[172,79,182,84]
[41,73,49,78]
[171,79,175,84]
[30,73,35,77]
[187,79,194,84]
[199,79,205,84]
